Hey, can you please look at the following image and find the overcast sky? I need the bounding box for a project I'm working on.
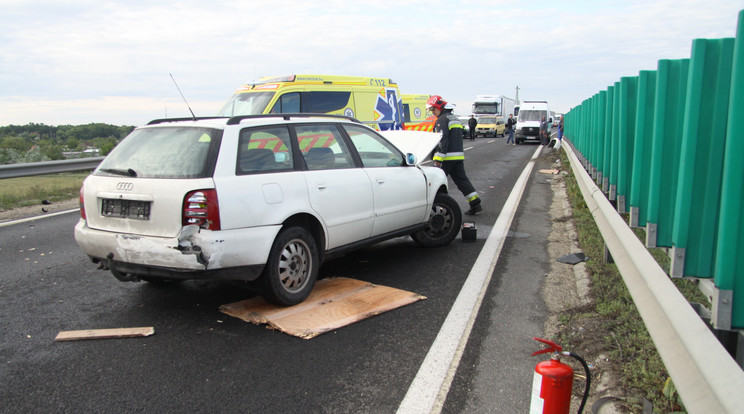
[1,0,743,127]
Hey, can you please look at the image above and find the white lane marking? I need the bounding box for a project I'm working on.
[396,145,544,414]
[0,208,80,228]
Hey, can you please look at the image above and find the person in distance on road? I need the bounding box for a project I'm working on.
[506,113,516,145]
[468,115,477,141]
[540,116,549,146]
[428,95,483,215]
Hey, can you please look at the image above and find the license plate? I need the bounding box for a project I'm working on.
[101,198,151,220]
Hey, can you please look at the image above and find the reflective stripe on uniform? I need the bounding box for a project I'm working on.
[443,151,464,161]
[466,192,480,202]
[434,151,465,161]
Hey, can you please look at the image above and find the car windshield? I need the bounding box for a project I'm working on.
[479,117,497,124]
[217,91,275,116]
[518,110,547,122]
[95,127,222,179]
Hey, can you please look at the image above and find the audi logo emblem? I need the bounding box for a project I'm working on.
[116,182,134,191]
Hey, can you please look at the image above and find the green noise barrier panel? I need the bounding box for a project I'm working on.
[645,58,690,248]
[629,70,657,228]
[563,9,744,329]
[714,10,744,329]
[616,76,638,214]
[671,38,735,279]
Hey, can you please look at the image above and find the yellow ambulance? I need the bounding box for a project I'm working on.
[402,94,435,131]
[218,74,405,130]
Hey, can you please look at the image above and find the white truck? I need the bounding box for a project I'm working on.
[514,100,552,145]
[471,95,516,119]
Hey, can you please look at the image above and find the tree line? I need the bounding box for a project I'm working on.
[0,123,135,165]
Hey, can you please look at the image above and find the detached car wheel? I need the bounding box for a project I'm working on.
[412,193,463,247]
[261,226,319,306]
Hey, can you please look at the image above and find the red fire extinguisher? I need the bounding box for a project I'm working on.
[530,337,591,414]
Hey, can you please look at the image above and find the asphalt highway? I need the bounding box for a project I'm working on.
[0,137,560,413]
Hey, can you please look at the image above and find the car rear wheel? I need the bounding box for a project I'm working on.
[261,226,319,306]
[412,193,463,247]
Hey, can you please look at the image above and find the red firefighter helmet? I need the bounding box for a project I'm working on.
[426,95,447,110]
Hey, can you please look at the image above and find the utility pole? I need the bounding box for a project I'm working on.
[515,86,520,104]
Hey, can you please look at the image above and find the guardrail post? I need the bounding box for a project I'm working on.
[714,10,744,331]
[645,58,690,248]
[670,38,736,279]
[616,76,638,214]
[629,70,657,228]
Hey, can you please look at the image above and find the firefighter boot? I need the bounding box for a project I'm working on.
[465,199,483,215]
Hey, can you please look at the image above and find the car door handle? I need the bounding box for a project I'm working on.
[376,178,385,184]
[316,183,327,190]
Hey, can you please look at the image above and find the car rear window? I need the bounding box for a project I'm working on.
[238,126,294,174]
[295,124,354,170]
[95,126,222,179]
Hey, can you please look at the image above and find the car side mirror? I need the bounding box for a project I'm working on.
[406,153,417,165]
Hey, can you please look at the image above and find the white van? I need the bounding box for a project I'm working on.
[515,100,551,145]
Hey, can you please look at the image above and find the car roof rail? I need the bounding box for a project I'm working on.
[146,116,228,125]
[226,113,363,125]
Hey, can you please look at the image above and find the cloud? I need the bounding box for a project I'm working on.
[0,0,742,124]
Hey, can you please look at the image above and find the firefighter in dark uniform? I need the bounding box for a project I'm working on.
[427,95,483,215]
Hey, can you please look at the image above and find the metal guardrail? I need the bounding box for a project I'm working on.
[563,140,744,413]
[0,157,104,179]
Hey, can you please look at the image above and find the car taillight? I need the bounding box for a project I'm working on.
[183,189,221,230]
[79,185,86,220]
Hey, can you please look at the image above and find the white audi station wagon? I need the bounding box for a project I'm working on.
[74,114,462,306]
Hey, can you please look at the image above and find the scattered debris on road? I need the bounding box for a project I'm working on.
[557,252,588,265]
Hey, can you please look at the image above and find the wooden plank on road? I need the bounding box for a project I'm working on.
[55,327,155,341]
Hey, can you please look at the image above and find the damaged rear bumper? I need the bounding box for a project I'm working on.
[73,219,280,281]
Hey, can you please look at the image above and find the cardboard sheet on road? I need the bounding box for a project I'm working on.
[219,277,426,339]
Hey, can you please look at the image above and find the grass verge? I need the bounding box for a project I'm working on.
[0,172,88,210]
[556,150,708,413]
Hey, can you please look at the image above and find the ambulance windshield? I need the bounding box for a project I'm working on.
[218,91,275,116]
